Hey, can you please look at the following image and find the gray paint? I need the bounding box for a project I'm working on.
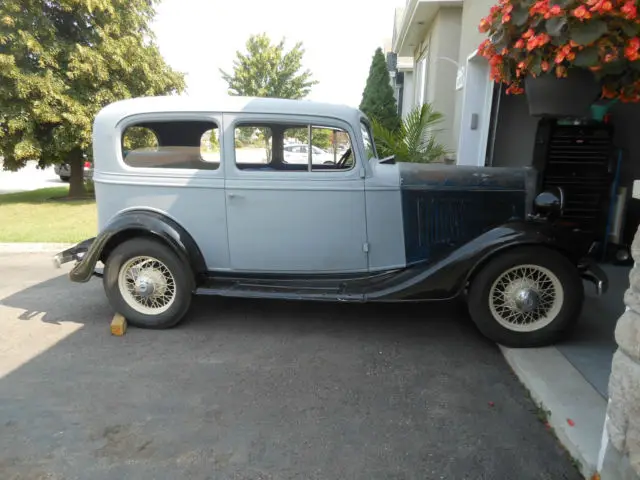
[365,160,405,271]
[92,99,408,275]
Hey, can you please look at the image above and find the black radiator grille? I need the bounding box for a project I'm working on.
[541,125,612,235]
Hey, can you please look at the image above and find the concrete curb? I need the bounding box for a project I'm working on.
[500,345,607,479]
[0,243,73,253]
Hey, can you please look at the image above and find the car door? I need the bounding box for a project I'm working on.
[223,113,368,274]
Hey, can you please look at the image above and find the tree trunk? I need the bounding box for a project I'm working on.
[67,150,86,199]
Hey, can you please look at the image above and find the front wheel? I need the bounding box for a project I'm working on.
[103,238,193,329]
[467,247,584,348]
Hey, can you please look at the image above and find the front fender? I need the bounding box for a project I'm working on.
[65,210,207,284]
[367,219,593,301]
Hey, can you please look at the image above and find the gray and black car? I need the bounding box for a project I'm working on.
[54,96,607,347]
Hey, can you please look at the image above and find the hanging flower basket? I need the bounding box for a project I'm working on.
[478,0,640,116]
[524,68,601,116]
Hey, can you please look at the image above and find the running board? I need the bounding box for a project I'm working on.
[195,282,365,302]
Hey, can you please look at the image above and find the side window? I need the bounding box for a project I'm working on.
[122,120,220,170]
[233,122,354,172]
[234,126,272,165]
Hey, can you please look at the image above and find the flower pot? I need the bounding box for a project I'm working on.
[524,69,601,118]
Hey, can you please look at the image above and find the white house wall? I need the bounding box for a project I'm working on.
[409,7,462,153]
[426,8,462,153]
[401,71,415,119]
[452,0,496,151]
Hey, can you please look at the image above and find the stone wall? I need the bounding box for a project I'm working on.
[602,224,640,479]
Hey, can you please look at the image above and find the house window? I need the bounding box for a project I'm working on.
[233,122,354,172]
[121,120,220,170]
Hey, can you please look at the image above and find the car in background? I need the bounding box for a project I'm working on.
[54,160,94,181]
[283,143,339,165]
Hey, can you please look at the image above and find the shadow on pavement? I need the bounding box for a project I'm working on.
[0,275,581,480]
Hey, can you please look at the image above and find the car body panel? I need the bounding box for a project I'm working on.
[223,112,368,273]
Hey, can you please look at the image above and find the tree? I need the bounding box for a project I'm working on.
[0,0,185,198]
[220,33,317,99]
[371,103,449,164]
[360,48,401,133]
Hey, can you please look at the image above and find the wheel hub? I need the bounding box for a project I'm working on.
[133,269,165,299]
[513,288,540,313]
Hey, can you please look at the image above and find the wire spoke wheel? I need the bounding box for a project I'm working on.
[488,264,563,333]
[117,255,177,315]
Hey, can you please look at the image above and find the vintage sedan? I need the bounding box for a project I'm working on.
[54,96,607,347]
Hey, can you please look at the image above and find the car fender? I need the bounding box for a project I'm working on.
[68,209,207,284]
[366,220,592,301]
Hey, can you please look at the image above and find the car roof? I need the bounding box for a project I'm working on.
[94,95,366,131]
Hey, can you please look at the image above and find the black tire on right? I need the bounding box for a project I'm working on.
[60,176,70,182]
[467,246,584,348]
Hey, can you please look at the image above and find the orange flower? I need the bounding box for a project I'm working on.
[501,14,511,23]
[602,86,617,99]
[514,39,525,49]
[530,0,551,15]
[573,5,592,19]
[624,37,640,61]
[505,84,524,95]
[604,53,617,63]
[489,54,504,66]
[556,65,567,78]
[544,5,562,18]
[541,61,550,72]
[622,1,637,19]
[479,17,491,32]
[522,28,535,39]
[555,44,575,63]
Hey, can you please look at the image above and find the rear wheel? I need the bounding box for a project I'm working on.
[60,175,70,182]
[467,247,583,347]
[103,238,193,329]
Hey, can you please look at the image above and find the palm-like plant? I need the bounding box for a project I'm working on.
[371,103,449,163]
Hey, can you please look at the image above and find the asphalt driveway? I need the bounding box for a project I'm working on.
[0,252,580,480]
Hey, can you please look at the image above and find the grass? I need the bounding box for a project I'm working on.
[0,186,97,243]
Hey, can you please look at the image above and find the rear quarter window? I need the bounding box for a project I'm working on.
[121,120,220,170]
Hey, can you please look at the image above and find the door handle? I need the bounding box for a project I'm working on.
[227,192,241,199]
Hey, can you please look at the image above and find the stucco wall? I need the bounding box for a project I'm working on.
[452,0,496,152]
[424,7,462,153]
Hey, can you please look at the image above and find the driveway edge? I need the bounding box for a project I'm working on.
[0,243,73,253]
[500,345,607,479]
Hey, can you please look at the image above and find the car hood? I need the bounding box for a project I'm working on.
[397,162,537,194]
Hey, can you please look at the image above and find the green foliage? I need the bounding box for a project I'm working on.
[220,33,317,99]
[371,103,449,164]
[0,0,185,195]
[360,48,401,133]
[122,127,159,151]
[209,129,219,152]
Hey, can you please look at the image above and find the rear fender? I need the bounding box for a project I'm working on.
[67,209,207,284]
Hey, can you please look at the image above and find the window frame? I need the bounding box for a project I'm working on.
[116,113,224,175]
[227,114,361,178]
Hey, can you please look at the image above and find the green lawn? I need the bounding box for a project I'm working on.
[0,187,97,243]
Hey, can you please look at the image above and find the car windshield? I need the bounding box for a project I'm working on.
[360,120,376,159]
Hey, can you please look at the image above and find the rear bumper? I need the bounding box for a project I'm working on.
[53,237,102,281]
